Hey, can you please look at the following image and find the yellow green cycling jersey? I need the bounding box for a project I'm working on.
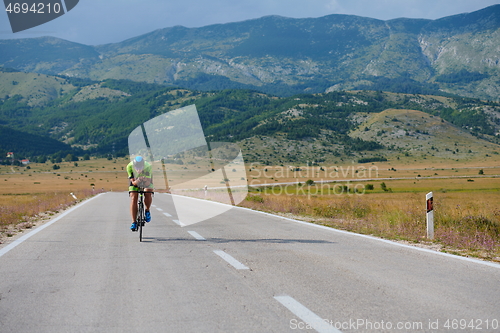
[127,161,154,191]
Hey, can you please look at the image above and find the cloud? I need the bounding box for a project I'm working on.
[326,0,342,12]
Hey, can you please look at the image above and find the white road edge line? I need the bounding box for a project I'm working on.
[162,194,500,269]
[188,231,206,241]
[0,193,106,258]
[156,207,163,212]
[213,250,249,270]
[274,295,341,333]
[264,211,500,269]
[173,219,185,227]
[163,212,172,217]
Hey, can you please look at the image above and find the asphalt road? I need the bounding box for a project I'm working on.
[0,192,499,333]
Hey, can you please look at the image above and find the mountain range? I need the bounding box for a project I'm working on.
[1,5,500,163]
[0,5,499,100]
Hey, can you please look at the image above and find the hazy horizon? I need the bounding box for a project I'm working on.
[0,0,499,45]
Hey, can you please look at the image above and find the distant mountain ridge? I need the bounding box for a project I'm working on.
[0,5,499,99]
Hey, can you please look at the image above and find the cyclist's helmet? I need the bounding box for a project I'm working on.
[133,156,144,170]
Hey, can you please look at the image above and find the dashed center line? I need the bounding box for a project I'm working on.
[153,203,336,333]
[173,219,185,227]
[213,250,249,270]
[152,203,335,333]
[187,231,206,241]
[274,296,341,333]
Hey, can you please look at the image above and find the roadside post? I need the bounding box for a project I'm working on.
[426,192,434,239]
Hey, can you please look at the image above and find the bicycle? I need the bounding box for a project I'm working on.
[135,188,147,242]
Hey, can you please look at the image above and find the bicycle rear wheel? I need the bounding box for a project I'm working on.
[135,190,147,242]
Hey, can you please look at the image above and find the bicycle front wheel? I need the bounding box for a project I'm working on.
[137,199,144,242]
[139,217,143,242]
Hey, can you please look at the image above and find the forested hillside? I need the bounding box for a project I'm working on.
[0,125,74,161]
[1,76,499,163]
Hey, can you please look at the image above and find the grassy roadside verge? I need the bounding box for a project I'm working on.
[0,189,104,243]
[239,187,500,262]
[0,158,125,243]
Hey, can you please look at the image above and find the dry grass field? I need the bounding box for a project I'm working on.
[241,189,500,260]
[0,158,127,194]
[0,158,125,241]
[241,155,500,261]
[1,155,499,261]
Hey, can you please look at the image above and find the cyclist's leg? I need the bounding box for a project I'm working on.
[144,188,153,222]
[129,190,139,222]
[144,188,153,210]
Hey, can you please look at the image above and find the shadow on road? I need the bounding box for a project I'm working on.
[141,237,335,244]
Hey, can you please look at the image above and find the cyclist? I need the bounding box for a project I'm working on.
[127,156,154,231]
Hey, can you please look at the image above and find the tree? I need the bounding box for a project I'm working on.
[64,154,78,162]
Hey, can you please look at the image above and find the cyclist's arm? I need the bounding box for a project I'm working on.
[137,164,153,188]
[138,165,153,187]
[137,177,152,187]
[127,163,139,185]
[134,174,152,188]
[140,164,153,182]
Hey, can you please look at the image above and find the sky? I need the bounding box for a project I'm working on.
[1,0,499,45]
